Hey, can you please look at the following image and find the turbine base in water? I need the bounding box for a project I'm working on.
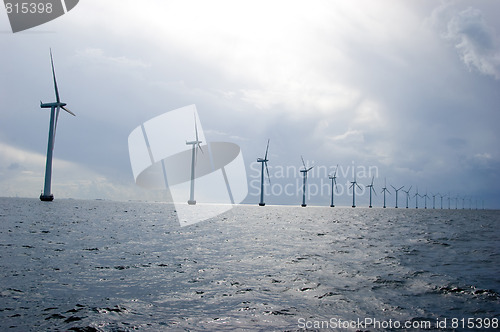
[40,194,54,202]
[259,203,265,206]
[301,204,307,207]
[188,200,196,205]
[330,204,335,207]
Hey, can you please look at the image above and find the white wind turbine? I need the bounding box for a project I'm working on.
[366,176,376,208]
[439,193,446,209]
[186,115,203,205]
[432,193,439,209]
[40,49,76,201]
[391,184,404,208]
[422,190,429,209]
[381,177,391,208]
[257,139,271,206]
[350,172,362,208]
[328,165,339,207]
[403,185,412,209]
[300,156,314,207]
[414,186,421,209]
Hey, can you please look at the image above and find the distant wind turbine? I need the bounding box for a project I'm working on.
[300,156,314,207]
[447,191,451,209]
[422,191,429,209]
[366,176,377,208]
[186,115,203,205]
[439,193,446,209]
[350,172,362,208]
[414,187,421,209]
[328,165,339,207]
[39,49,76,202]
[257,139,271,206]
[391,184,404,208]
[381,178,390,208]
[432,193,439,209]
[402,185,412,209]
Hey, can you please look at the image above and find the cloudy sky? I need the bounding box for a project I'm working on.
[1,0,499,208]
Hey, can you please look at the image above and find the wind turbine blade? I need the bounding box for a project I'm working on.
[61,106,75,116]
[356,183,362,190]
[50,49,60,104]
[334,179,339,193]
[301,155,306,169]
[194,114,199,142]
[265,161,271,184]
[371,175,374,186]
[334,164,338,177]
[408,185,412,192]
[197,144,204,157]
[398,186,404,191]
[264,139,270,160]
[391,185,397,191]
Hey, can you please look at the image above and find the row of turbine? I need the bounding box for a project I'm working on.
[256,140,483,209]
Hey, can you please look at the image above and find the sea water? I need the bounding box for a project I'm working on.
[0,198,499,331]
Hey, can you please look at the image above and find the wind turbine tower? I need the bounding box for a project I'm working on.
[300,156,314,207]
[402,186,412,209]
[381,178,390,208]
[186,115,203,205]
[366,176,376,208]
[391,185,404,208]
[350,173,362,208]
[39,49,76,201]
[257,139,271,206]
[328,165,339,207]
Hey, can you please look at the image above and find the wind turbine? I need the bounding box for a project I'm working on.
[391,184,404,208]
[257,139,271,206]
[432,193,438,209]
[186,115,203,205]
[447,192,451,209]
[402,185,412,209]
[414,187,421,209]
[439,193,446,209]
[328,165,339,207]
[366,176,376,208]
[381,178,390,208]
[300,156,314,207]
[39,49,76,202]
[422,191,429,209]
[350,172,362,208]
